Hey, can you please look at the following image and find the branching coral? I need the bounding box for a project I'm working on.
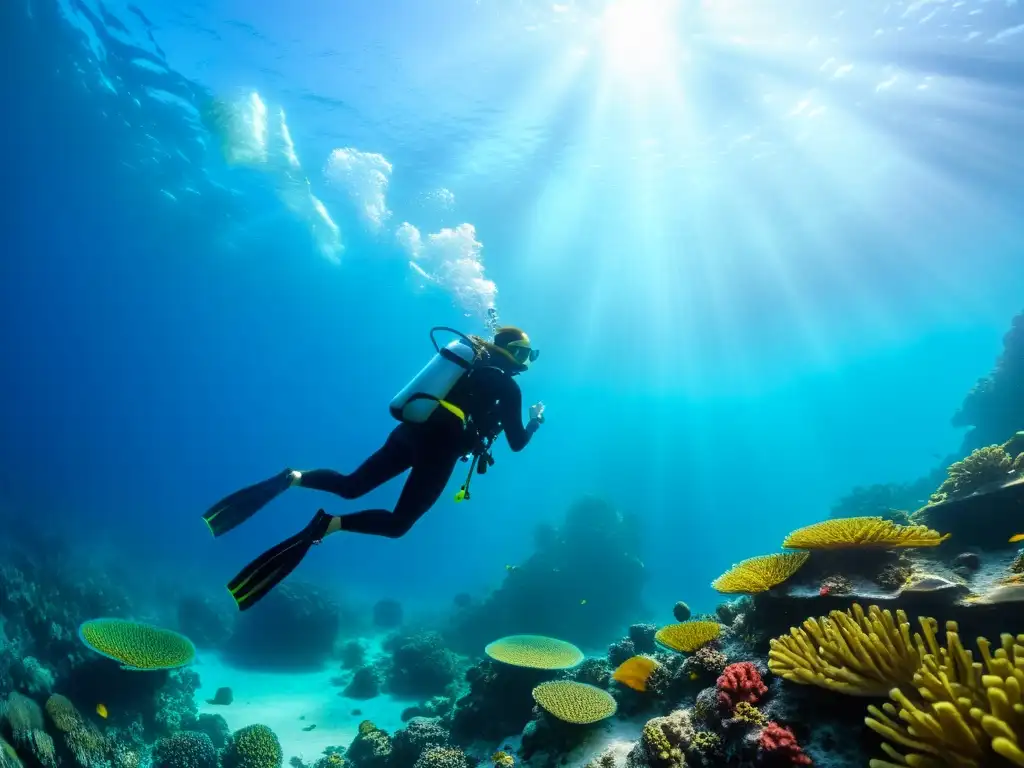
[691,646,728,675]
[759,722,812,766]
[712,553,810,594]
[731,702,767,727]
[716,662,767,711]
[783,517,950,550]
[628,709,693,767]
[865,623,1024,767]
[768,604,922,697]
[928,445,1016,504]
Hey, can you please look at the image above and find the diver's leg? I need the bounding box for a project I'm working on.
[297,429,414,500]
[335,452,460,538]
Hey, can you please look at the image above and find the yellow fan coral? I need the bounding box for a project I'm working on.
[865,621,1024,767]
[768,604,923,696]
[655,622,720,653]
[782,517,950,550]
[711,552,810,594]
[485,635,583,670]
[531,681,617,724]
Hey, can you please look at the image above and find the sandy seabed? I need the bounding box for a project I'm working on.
[192,652,408,762]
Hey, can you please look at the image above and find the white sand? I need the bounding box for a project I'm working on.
[192,652,408,762]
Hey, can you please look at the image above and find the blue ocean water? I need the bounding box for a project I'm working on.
[2,0,1024,628]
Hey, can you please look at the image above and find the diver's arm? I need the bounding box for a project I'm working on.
[499,379,541,452]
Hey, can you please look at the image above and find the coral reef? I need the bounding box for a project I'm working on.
[716,662,767,711]
[342,667,381,700]
[952,310,1024,453]
[223,583,341,670]
[447,659,548,743]
[372,601,403,630]
[384,632,459,698]
[389,718,450,766]
[175,595,233,650]
[446,496,646,652]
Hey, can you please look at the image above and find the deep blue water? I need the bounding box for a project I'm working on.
[2,0,1024,620]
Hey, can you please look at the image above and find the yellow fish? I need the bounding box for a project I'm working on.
[1009,533,1024,544]
[612,655,661,692]
[689,672,700,681]
[96,704,108,719]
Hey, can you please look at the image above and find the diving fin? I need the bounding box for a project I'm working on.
[202,469,297,537]
[226,509,335,611]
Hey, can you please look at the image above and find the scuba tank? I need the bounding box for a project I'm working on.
[389,327,479,424]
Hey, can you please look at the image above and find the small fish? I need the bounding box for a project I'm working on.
[689,672,700,681]
[1010,533,1024,544]
[580,599,587,605]
[612,655,661,692]
[505,565,518,572]
[302,724,317,732]
[96,704,108,719]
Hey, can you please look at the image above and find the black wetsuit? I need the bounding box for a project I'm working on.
[296,360,540,538]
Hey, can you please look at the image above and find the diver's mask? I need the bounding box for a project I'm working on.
[506,339,540,367]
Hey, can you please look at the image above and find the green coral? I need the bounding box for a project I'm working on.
[928,445,1015,504]
[690,731,721,754]
[345,723,390,767]
[222,726,283,768]
[152,732,218,768]
[79,619,195,670]
[629,710,692,767]
[732,702,767,726]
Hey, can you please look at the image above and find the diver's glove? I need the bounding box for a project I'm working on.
[529,401,545,425]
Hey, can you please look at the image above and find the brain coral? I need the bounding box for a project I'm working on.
[152,732,218,768]
[654,621,720,653]
[222,725,283,768]
[712,552,810,594]
[531,681,617,724]
[485,635,583,670]
[79,619,195,670]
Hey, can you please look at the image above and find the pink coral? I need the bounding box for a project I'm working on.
[716,661,767,711]
[758,722,812,765]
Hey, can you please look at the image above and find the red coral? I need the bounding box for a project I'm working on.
[758,722,812,765]
[716,661,767,711]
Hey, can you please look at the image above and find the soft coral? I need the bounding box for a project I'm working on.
[758,722,812,766]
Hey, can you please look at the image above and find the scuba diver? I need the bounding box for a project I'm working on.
[202,325,545,611]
